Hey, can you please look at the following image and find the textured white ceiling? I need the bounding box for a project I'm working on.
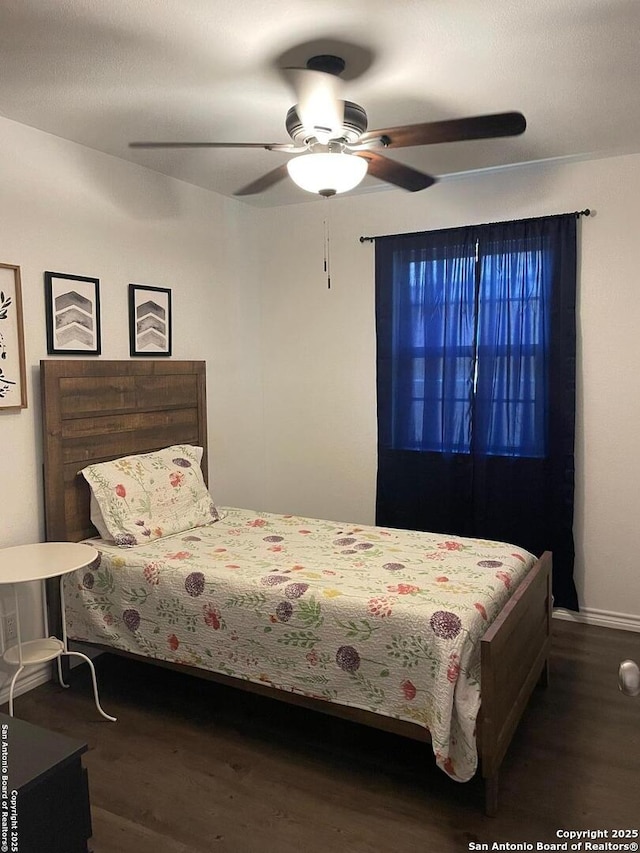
[1,0,638,207]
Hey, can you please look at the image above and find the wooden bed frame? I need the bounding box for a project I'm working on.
[40,359,552,816]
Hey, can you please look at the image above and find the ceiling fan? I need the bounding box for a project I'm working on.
[130,55,526,198]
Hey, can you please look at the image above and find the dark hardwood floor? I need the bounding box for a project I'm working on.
[6,620,640,852]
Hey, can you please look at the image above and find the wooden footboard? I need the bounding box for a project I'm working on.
[479,550,552,815]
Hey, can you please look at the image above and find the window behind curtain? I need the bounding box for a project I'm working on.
[387,234,550,459]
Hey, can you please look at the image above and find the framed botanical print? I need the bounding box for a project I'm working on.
[0,263,27,410]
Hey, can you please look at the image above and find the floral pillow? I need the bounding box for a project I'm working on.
[81,445,220,546]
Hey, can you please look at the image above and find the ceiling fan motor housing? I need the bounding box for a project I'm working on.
[286,100,368,146]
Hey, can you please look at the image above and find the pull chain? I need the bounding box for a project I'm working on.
[323,217,332,289]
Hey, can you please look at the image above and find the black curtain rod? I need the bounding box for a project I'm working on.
[359,209,591,243]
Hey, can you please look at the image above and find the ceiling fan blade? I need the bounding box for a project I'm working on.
[234,163,290,196]
[354,151,436,192]
[358,111,526,149]
[283,68,345,141]
[129,141,296,151]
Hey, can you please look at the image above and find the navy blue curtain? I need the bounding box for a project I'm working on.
[376,214,578,611]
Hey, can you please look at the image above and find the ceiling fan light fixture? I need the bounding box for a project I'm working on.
[287,152,368,197]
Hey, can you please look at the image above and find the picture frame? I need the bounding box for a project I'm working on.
[44,271,101,355]
[128,284,172,357]
[0,263,27,410]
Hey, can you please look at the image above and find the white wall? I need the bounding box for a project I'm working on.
[248,154,640,628]
[0,115,263,699]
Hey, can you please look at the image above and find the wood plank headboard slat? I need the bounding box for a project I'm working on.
[58,373,199,417]
[61,420,201,465]
[60,408,198,440]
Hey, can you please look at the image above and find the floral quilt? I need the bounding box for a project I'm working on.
[65,508,536,782]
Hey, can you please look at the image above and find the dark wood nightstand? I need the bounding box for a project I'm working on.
[0,713,92,853]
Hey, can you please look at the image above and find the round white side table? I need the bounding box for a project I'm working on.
[0,541,116,721]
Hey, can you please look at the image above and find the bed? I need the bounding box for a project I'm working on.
[40,359,552,815]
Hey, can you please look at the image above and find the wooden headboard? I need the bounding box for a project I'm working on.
[41,359,208,543]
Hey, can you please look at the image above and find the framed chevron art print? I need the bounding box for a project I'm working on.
[44,271,101,355]
[128,283,172,357]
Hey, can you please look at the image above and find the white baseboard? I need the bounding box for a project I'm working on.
[554,607,640,633]
[0,663,51,708]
